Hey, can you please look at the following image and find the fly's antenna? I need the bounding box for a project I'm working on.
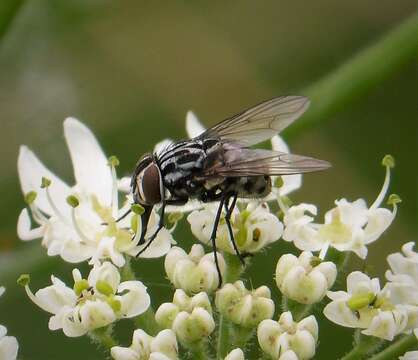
[101,208,132,226]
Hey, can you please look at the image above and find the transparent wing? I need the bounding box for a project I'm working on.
[205,148,331,177]
[198,96,310,146]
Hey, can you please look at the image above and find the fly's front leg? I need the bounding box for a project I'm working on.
[210,195,226,288]
[136,201,166,256]
[224,193,245,266]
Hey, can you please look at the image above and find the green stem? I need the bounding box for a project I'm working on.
[230,325,254,349]
[340,331,384,360]
[88,326,117,351]
[0,0,25,43]
[368,334,418,360]
[134,307,160,336]
[217,253,243,359]
[287,10,418,137]
[187,341,212,360]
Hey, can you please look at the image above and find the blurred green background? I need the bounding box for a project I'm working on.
[0,1,417,359]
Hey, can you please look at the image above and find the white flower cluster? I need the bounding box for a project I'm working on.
[155,289,215,344]
[111,329,178,360]
[258,311,318,360]
[20,262,150,337]
[165,244,226,294]
[324,242,418,341]
[16,114,417,359]
[282,155,397,260]
[0,288,18,360]
[17,118,173,267]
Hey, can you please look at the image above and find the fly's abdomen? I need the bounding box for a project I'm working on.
[222,175,271,198]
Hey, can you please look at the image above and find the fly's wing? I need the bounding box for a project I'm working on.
[198,96,309,147]
[205,148,331,177]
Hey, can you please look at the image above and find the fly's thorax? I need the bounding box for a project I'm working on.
[131,153,163,205]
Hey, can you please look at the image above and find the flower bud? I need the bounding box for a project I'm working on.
[165,245,226,294]
[257,311,318,360]
[225,348,245,360]
[155,289,214,343]
[172,307,215,343]
[276,251,337,304]
[215,281,274,328]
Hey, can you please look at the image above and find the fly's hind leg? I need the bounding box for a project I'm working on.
[224,193,245,266]
[210,195,226,288]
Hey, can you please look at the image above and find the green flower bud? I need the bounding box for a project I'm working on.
[382,155,395,168]
[131,204,145,215]
[274,177,284,188]
[108,155,120,167]
[24,191,37,205]
[40,177,51,188]
[17,274,30,287]
[387,194,402,206]
[66,195,79,208]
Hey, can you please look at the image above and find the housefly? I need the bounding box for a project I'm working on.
[130,96,330,285]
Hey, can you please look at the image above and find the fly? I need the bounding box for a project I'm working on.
[129,96,331,286]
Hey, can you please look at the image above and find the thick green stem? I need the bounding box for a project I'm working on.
[134,307,160,336]
[88,326,117,351]
[217,253,243,359]
[287,10,418,137]
[187,341,212,360]
[340,331,384,360]
[368,334,418,360]
[0,0,25,42]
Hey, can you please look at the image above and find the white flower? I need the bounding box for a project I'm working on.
[0,288,18,360]
[155,289,215,343]
[111,329,178,360]
[225,348,245,360]
[282,157,398,259]
[399,351,418,360]
[275,251,337,304]
[215,281,274,328]
[257,311,318,360]
[385,242,418,305]
[0,325,18,360]
[17,117,173,266]
[188,202,283,254]
[324,271,408,340]
[165,244,226,294]
[21,262,150,337]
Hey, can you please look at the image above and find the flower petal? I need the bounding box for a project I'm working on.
[135,228,172,258]
[17,209,45,241]
[18,146,71,217]
[0,326,18,360]
[186,111,205,138]
[117,281,151,318]
[63,117,112,206]
[154,139,174,156]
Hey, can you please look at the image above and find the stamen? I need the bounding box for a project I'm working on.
[370,155,394,210]
[319,243,330,260]
[277,195,289,215]
[108,156,120,218]
[70,208,93,244]
[45,187,70,225]
[131,214,142,246]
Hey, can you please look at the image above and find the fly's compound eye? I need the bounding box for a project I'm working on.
[134,161,162,205]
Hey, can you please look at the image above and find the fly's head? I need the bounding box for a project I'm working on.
[131,153,163,206]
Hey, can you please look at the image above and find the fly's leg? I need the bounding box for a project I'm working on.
[136,202,166,256]
[210,195,226,288]
[224,193,245,266]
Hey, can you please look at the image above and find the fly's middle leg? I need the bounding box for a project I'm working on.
[224,193,245,266]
